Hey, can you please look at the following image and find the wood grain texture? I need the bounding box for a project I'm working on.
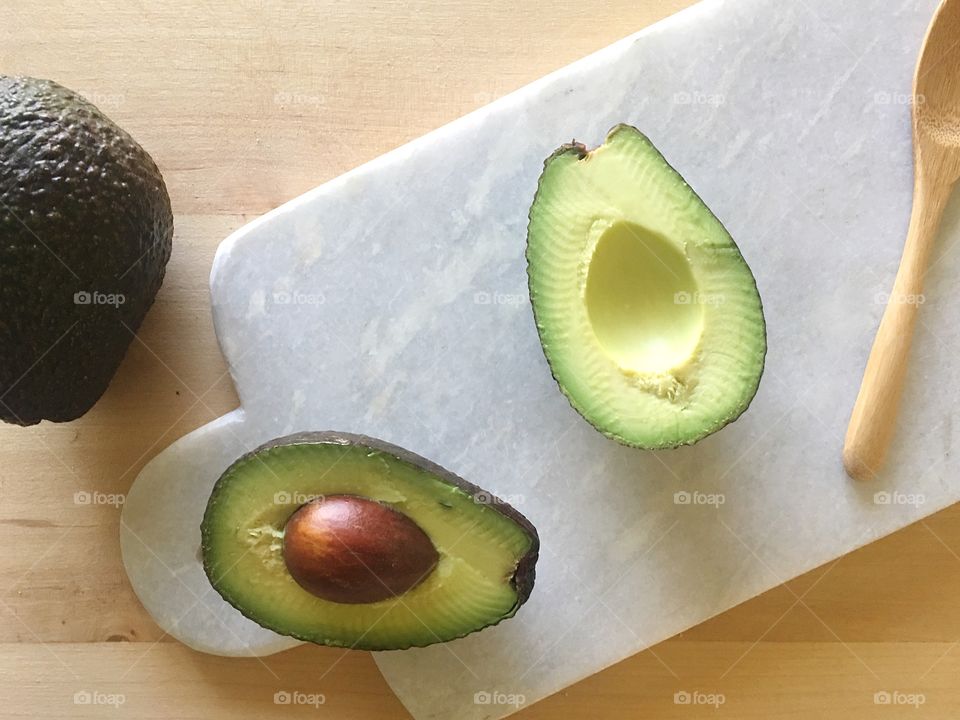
[3,1,960,717]
[843,0,960,481]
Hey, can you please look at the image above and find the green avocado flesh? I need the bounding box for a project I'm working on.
[201,432,539,651]
[526,124,766,449]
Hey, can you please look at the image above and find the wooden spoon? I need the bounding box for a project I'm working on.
[843,0,960,481]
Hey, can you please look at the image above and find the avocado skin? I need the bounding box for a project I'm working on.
[0,76,173,425]
[203,431,540,622]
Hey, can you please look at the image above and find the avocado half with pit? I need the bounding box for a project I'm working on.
[526,124,766,449]
[201,432,539,651]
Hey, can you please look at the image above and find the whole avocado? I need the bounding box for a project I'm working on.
[0,76,173,425]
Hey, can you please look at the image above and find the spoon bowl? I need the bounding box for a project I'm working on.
[915,0,960,164]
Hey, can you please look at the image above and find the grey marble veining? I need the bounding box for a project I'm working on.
[121,0,959,718]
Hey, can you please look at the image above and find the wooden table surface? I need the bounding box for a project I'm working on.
[4,1,960,717]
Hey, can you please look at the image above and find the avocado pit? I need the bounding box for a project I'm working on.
[282,494,439,604]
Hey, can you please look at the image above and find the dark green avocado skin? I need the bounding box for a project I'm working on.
[0,76,173,425]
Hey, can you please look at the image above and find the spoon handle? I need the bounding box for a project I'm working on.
[843,167,953,481]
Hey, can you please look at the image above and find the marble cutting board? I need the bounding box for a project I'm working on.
[120,0,960,718]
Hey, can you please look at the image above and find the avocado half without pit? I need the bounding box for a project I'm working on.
[526,124,767,449]
[201,432,539,650]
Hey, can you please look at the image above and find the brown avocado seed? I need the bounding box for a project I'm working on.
[282,495,439,604]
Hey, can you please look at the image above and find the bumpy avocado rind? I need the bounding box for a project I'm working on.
[526,124,766,449]
[201,432,539,651]
[0,76,173,425]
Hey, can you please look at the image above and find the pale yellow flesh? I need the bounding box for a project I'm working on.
[585,219,705,375]
[527,125,766,448]
[203,443,533,649]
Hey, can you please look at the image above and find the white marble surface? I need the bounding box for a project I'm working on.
[121,0,960,718]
